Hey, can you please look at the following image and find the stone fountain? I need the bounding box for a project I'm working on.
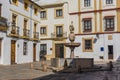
[51,21,94,70]
[64,21,80,58]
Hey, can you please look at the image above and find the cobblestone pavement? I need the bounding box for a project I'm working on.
[0,61,120,80]
[34,61,120,80]
[0,61,54,80]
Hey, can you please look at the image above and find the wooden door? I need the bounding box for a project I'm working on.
[108,45,113,59]
[11,40,16,64]
[55,44,64,58]
[33,43,36,62]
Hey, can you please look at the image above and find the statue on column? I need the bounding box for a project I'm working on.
[69,21,74,33]
[69,21,75,42]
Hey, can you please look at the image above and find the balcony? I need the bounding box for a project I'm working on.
[22,29,30,39]
[0,17,7,32]
[9,26,19,37]
[51,32,67,40]
[33,32,39,41]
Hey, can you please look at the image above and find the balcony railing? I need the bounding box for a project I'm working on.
[33,32,39,39]
[10,26,19,35]
[0,17,7,31]
[23,29,30,38]
[51,32,67,38]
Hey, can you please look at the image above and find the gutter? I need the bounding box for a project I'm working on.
[29,0,44,9]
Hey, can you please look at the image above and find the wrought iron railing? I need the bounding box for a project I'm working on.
[0,17,7,31]
[10,26,19,35]
[33,32,39,39]
[51,32,67,38]
[23,29,30,37]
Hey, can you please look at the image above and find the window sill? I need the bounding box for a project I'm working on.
[12,3,18,6]
[83,30,92,33]
[41,18,47,20]
[83,49,93,52]
[104,28,114,31]
[55,16,64,19]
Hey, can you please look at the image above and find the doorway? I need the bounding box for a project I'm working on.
[55,44,64,58]
[108,45,113,59]
[33,43,36,62]
[11,40,16,64]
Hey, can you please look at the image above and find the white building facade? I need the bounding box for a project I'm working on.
[0,0,41,65]
[66,0,120,61]
[38,1,69,60]
[39,0,120,61]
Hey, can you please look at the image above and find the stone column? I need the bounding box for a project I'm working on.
[70,47,75,58]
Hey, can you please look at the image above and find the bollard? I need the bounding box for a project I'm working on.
[108,61,113,71]
[30,63,34,69]
[43,63,47,72]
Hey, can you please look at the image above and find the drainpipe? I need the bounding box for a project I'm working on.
[30,4,33,38]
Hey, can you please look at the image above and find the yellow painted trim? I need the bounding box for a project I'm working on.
[41,3,64,8]
[54,7,64,19]
[94,13,97,32]
[10,9,40,23]
[99,0,102,10]
[82,37,94,52]
[108,35,113,40]
[40,10,47,20]
[100,12,102,32]
[94,0,97,10]
[24,1,29,11]
[78,0,81,34]
[117,0,120,8]
[12,0,18,6]
[94,0,97,32]
[99,0,102,32]
[34,7,38,16]
[117,10,120,32]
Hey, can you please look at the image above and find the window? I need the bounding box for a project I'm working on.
[0,39,2,56]
[104,17,114,31]
[34,8,38,15]
[23,42,27,55]
[55,9,63,17]
[83,19,92,32]
[40,11,46,19]
[40,27,46,35]
[24,2,28,11]
[12,0,18,5]
[23,19,28,29]
[56,26,63,37]
[83,39,93,52]
[34,23,37,32]
[40,44,47,55]
[106,0,113,4]
[23,19,29,36]
[84,0,91,7]
[12,14,17,26]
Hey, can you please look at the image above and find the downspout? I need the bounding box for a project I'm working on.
[30,4,33,38]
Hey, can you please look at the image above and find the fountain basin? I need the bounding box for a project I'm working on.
[64,43,80,47]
